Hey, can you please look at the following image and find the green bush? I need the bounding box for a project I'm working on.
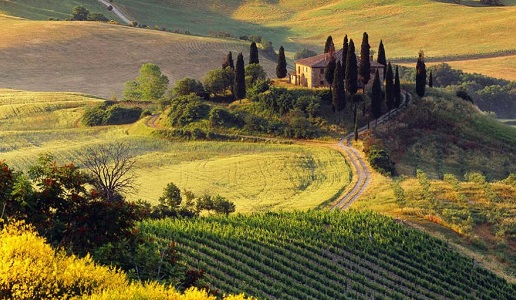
[208,107,242,127]
[82,102,142,126]
[167,94,210,126]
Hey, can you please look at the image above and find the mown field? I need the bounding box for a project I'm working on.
[0,89,350,212]
[0,15,278,99]
[140,210,515,299]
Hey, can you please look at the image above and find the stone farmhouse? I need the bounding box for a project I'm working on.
[290,48,385,89]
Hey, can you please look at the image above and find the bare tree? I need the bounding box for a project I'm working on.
[82,142,137,201]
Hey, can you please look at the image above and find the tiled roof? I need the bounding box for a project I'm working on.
[295,49,385,69]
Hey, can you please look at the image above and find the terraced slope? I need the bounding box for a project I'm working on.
[140,210,515,299]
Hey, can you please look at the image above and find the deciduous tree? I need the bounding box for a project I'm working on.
[71,5,89,21]
[276,46,287,78]
[124,63,169,101]
[203,68,234,96]
[173,78,204,97]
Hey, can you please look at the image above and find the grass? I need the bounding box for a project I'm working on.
[0,89,350,213]
[0,0,116,21]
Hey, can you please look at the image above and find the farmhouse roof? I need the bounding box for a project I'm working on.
[295,49,385,69]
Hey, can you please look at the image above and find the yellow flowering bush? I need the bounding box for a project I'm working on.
[0,221,255,300]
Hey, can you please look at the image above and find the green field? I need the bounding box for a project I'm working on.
[140,210,515,299]
[0,89,350,212]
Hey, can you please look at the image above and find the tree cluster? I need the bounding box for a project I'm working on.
[70,5,109,22]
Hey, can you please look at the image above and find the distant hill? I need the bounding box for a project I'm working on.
[0,16,278,99]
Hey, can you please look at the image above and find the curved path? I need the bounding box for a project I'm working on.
[97,0,132,25]
[332,92,411,210]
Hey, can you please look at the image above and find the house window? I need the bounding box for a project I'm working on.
[320,69,324,74]
[298,66,300,74]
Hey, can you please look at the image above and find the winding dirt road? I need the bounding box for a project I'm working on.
[97,0,132,25]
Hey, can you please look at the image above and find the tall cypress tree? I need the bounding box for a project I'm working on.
[276,46,287,78]
[324,35,334,53]
[377,40,386,67]
[371,69,382,126]
[249,42,259,64]
[222,51,234,70]
[359,32,371,89]
[324,45,336,90]
[332,61,345,120]
[394,65,401,108]
[345,39,358,97]
[416,50,426,97]
[429,71,433,88]
[234,53,246,101]
[385,62,394,116]
[342,35,349,91]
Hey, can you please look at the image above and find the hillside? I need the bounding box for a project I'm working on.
[0,15,278,99]
[140,210,515,299]
[371,87,516,180]
[114,0,516,58]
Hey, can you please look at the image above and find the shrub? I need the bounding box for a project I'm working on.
[294,49,317,60]
[208,107,242,127]
[173,78,205,97]
[362,131,396,176]
[87,12,109,22]
[82,102,142,126]
[167,94,210,126]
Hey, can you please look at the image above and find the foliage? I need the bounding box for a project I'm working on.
[370,70,382,121]
[140,210,515,299]
[385,63,394,112]
[203,68,234,97]
[222,51,234,70]
[124,63,169,101]
[362,131,396,176]
[345,39,358,96]
[323,35,333,54]
[167,94,210,126]
[359,32,371,87]
[234,53,246,101]
[249,42,259,65]
[332,62,345,114]
[394,65,401,108]
[416,50,427,97]
[71,5,89,21]
[377,40,386,68]
[276,46,287,79]
[208,107,242,128]
[173,78,205,97]
[82,101,142,126]
[244,64,266,88]
[342,35,349,85]
[293,49,317,60]
[87,12,108,22]
[324,58,336,88]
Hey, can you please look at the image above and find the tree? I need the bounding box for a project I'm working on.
[245,63,267,88]
[159,182,182,209]
[345,39,358,96]
[371,69,382,126]
[377,40,386,79]
[82,142,137,202]
[385,62,394,116]
[203,68,234,96]
[332,62,345,120]
[324,36,334,53]
[124,63,169,101]
[249,42,259,64]
[429,70,433,88]
[342,35,349,91]
[394,65,402,108]
[276,46,287,78]
[359,32,371,90]
[222,51,234,70]
[172,78,204,97]
[71,5,89,21]
[324,46,336,90]
[234,52,246,101]
[416,50,427,97]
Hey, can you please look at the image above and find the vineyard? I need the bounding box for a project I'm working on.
[140,210,515,299]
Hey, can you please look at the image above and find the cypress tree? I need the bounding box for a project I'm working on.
[429,70,433,88]
[394,65,401,108]
[385,62,394,117]
[332,61,345,120]
[234,53,246,101]
[416,50,426,97]
[371,69,382,126]
[276,46,287,78]
[324,45,336,89]
[377,40,386,67]
[359,32,371,89]
[249,42,259,64]
[222,51,234,70]
[345,39,358,97]
[324,35,334,53]
[342,35,349,91]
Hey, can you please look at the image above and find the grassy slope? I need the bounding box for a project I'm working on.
[0,15,278,99]
[115,0,516,57]
[0,89,350,212]
[141,210,515,299]
[0,0,116,21]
